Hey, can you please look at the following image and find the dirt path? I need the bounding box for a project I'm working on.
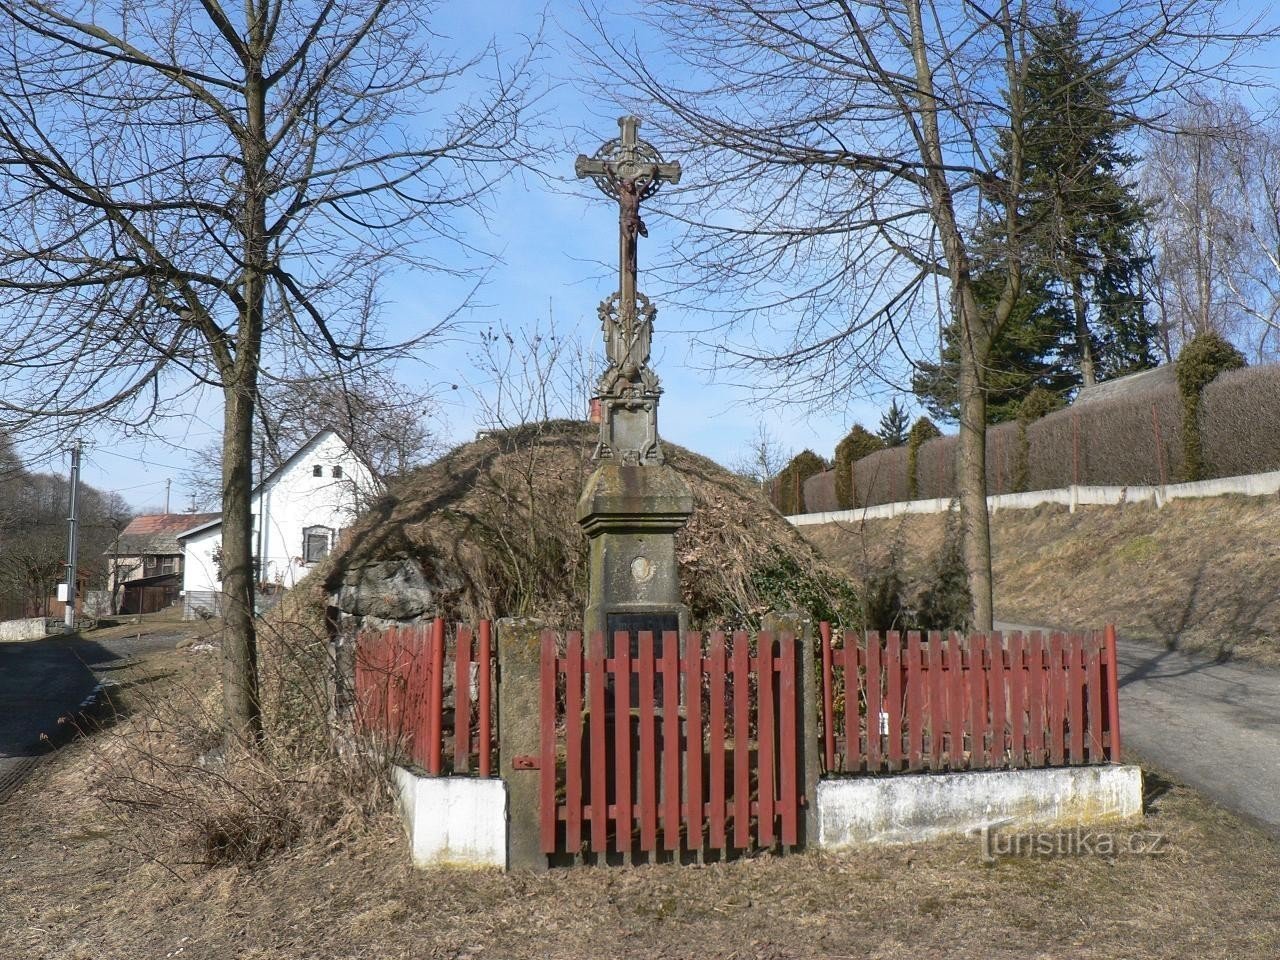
[0,630,186,801]
[997,620,1280,838]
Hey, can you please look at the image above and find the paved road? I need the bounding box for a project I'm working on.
[997,620,1280,838]
[0,632,181,801]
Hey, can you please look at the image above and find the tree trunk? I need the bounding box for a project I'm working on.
[905,0,998,631]
[220,45,269,750]
[956,293,995,632]
[220,376,262,746]
[1072,275,1096,388]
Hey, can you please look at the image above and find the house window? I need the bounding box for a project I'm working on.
[332,465,343,479]
[143,556,157,574]
[302,525,333,564]
[159,556,178,576]
[312,464,323,477]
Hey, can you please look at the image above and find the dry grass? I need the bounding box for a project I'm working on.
[0,657,1275,959]
[75,601,397,872]
[803,495,1280,664]
[4,617,1278,959]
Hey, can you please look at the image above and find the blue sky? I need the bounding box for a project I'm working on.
[50,0,1280,512]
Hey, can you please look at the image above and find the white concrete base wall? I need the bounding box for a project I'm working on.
[0,617,48,641]
[392,767,507,869]
[817,764,1143,849]
[787,468,1280,525]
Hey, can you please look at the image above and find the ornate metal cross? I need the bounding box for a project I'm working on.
[575,116,681,388]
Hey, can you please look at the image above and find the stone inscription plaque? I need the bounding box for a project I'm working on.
[606,611,679,705]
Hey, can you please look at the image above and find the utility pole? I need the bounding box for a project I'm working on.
[64,438,82,631]
[164,477,171,514]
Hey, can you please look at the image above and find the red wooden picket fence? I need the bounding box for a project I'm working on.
[819,625,1122,774]
[540,629,804,862]
[354,618,495,776]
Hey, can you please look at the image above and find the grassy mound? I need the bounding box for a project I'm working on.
[324,420,859,630]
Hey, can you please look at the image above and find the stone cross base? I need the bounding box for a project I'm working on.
[577,461,693,641]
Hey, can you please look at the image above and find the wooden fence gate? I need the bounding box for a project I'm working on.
[538,629,805,864]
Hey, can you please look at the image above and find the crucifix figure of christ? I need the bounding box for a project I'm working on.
[575,116,681,393]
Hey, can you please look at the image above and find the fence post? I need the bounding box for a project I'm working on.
[764,609,819,847]
[1072,414,1081,486]
[1151,402,1168,489]
[497,617,546,871]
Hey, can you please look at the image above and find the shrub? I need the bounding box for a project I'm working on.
[772,449,828,514]
[917,509,972,631]
[746,553,862,628]
[906,417,941,499]
[833,426,883,509]
[1177,332,1246,481]
[1013,387,1063,492]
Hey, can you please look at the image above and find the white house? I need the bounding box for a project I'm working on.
[178,430,381,619]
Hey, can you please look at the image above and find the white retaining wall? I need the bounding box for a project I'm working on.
[391,764,1142,866]
[392,767,507,869]
[0,617,48,642]
[816,764,1143,849]
[787,468,1280,526]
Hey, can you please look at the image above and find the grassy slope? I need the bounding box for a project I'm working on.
[802,495,1280,665]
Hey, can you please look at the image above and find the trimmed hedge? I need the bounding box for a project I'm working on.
[791,360,1280,511]
[906,416,941,498]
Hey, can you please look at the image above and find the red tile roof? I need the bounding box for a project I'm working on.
[109,513,221,556]
[120,513,220,537]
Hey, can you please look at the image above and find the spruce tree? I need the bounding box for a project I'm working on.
[912,2,1154,421]
[911,255,1076,424]
[876,400,911,447]
[1018,2,1155,386]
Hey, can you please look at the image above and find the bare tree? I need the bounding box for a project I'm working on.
[1143,94,1255,354]
[582,0,1267,628]
[730,420,789,491]
[1146,97,1280,362]
[471,319,598,432]
[0,467,129,618]
[0,0,542,744]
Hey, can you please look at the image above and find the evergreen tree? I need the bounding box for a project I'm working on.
[1018,2,1156,386]
[834,426,883,509]
[912,2,1155,421]
[912,256,1076,424]
[876,400,911,447]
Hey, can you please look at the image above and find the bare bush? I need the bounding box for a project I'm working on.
[89,600,395,870]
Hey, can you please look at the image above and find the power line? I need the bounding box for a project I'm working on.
[87,446,188,470]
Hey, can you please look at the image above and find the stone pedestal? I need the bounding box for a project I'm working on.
[577,461,693,643]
